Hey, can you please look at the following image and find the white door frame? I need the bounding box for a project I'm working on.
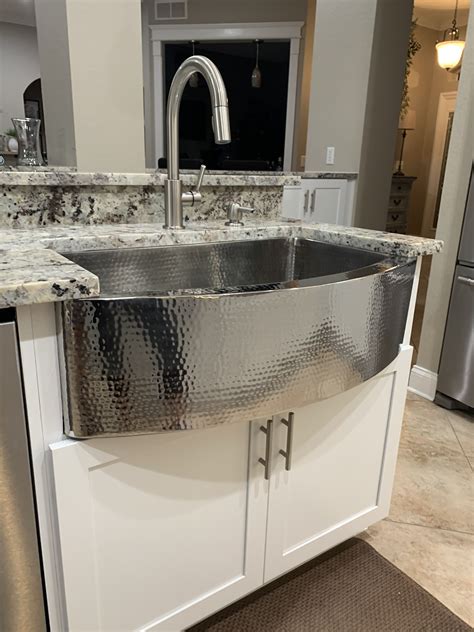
[421,91,457,237]
[150,22,303,170]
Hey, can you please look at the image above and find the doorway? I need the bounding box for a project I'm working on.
[421,91,457,237]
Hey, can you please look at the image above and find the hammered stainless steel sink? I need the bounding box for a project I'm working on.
[58,238,415,438]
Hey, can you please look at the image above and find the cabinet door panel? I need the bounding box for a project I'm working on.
[51,420,268,632]
[301,179,348,224]
[264,348,411,581]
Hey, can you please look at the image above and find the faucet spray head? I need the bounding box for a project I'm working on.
[212,106,231,144]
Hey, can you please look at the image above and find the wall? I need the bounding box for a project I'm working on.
[0,22,40,133]
[354,0,413,229]
[305,0,379,173]
[416,10,473,375]
[400,24,462,236]
[35,0,77,166]
[65,0,145,172]
[145,0,307,24]
[292,0,315,170]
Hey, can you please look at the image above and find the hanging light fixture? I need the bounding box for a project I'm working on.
[251,39,262,88]
[436,0,465,72]
[189,40,199,87]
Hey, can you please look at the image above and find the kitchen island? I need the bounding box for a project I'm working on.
[0,214,441,631]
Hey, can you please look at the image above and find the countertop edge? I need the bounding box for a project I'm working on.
[0,170,301,187]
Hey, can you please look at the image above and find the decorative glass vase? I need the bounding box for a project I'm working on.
[11,118,44,167]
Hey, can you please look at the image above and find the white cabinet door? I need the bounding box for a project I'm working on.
[302,179,348,225]
[264,346,412,582]
[51,420,269,632]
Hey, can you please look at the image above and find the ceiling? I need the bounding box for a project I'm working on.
[414,0,470,29]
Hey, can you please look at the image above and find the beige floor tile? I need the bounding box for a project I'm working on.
[400,397,463,457]
[389,447,474,533]
[405,390,425,402]
[359,521,474,627]
[468,456,474,471]
[447,410,474,458]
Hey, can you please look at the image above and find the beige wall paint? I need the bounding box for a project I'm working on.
[400,24,462,236]
[416,11,473,375]
[305,0,379,173]
[35,0,77,166]
[355,0,413,229]
[66,0,145,172]
[145,0,307,24]
[292,0,315,171]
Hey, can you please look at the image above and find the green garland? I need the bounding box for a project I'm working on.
[400,20,422,119]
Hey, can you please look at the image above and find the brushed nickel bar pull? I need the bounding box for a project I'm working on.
[303,189,309,215]
[310,189,316,216]
[279,412,294,471]
[258,419,273,480]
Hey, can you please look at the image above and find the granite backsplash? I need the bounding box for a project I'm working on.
[0,170,300,228]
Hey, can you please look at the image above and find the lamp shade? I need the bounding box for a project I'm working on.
[398,109,416,130]
[436,39,465,70]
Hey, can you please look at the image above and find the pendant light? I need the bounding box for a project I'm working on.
[189,40,199,87]
[436,0,465,72]
[251,39,262,88]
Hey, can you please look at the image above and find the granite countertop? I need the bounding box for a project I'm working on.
[0,169,300,187]
[0,220,442,308]
[0,167,358,185]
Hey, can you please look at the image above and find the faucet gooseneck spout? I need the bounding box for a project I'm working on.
[164,55,231,229]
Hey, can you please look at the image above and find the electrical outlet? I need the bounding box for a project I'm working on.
[326,146,335,165]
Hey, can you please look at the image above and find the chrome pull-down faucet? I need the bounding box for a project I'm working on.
[164,55,231,229]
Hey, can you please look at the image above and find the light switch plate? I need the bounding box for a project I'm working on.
[326,146,335,165]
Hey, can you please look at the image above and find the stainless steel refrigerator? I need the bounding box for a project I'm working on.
[436,164,474,410]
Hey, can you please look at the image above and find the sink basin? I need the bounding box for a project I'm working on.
[58,238,415,437]
[61,238,388,297]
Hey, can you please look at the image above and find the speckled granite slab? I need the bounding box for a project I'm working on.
[0,220,442,308]
[0,248,99,307]
[0,169,299,228]
[301,172,358,180]
[0,169,299,187]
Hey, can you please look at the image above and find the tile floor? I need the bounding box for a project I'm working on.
[360,392,474,626]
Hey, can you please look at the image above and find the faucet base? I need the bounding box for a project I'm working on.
[164,179,185,230]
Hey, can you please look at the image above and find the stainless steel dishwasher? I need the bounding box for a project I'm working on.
[0,309,48,631]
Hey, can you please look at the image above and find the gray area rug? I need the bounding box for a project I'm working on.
[188,538,471,631]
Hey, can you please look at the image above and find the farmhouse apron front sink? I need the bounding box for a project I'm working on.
[58,238,415,438]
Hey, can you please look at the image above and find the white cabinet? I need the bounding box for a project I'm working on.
[264,346,411,581]
[51,420,269,631]
[302,179,348,224]
[51,347,411,631]
[282,178,356,225]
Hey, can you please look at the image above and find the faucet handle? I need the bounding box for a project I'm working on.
[195,164,206,193]
[182,165,206,208]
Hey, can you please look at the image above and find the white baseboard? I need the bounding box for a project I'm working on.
[408,365,438,401]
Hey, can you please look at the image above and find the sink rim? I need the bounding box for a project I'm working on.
[60,237,413,302]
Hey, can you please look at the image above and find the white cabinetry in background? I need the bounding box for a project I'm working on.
[282,177,356,225]
[50,347,411,632]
